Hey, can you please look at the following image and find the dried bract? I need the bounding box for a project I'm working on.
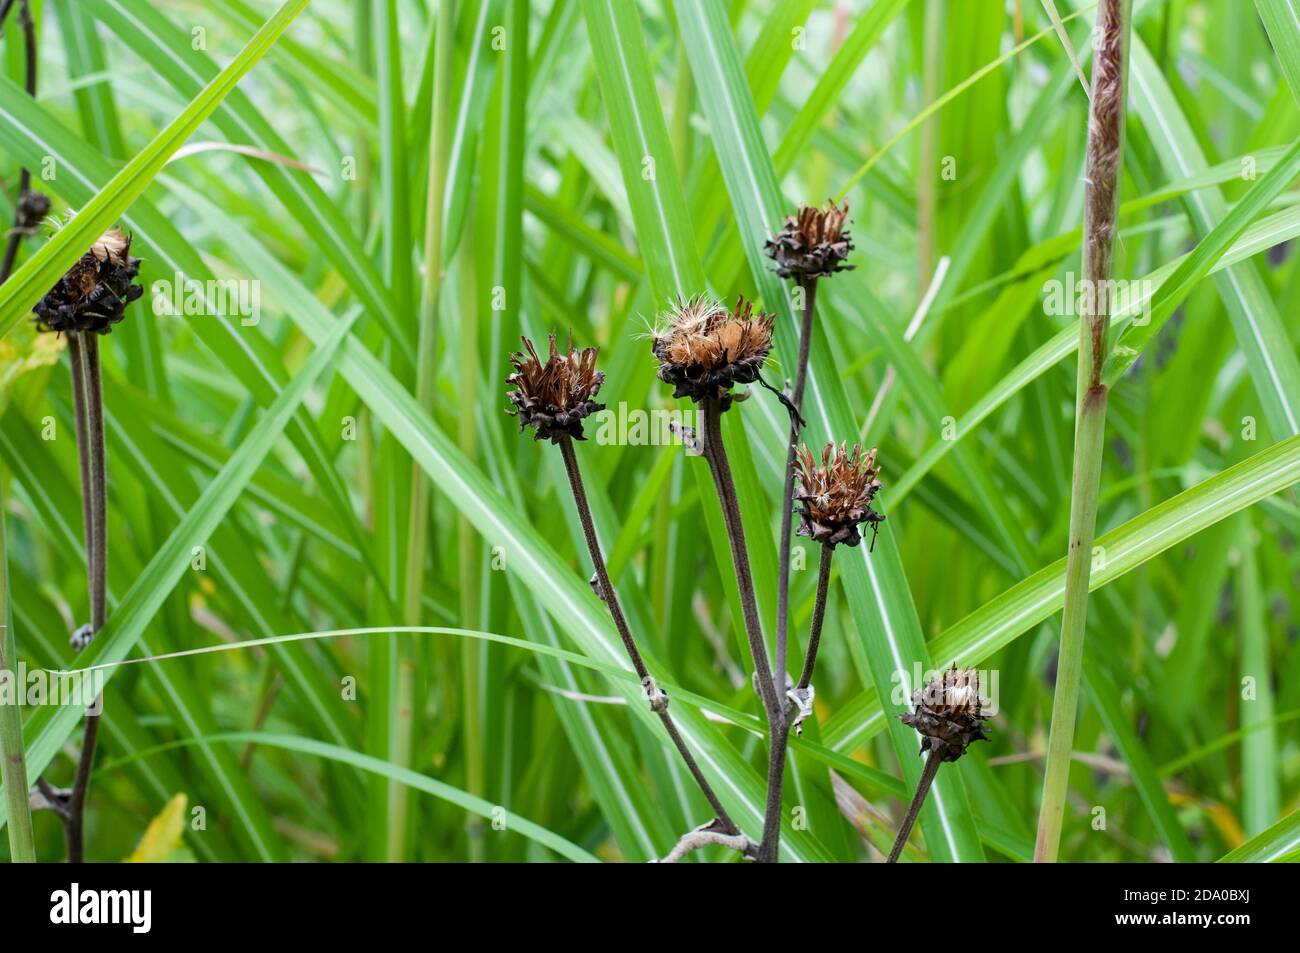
[793,441,884,548]
[764,200,854,280]
[506,333,605,443]
[652,296,774,407]
[899,665,990,762]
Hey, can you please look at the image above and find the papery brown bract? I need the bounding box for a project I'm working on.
[506,332,605,443]
[899,665,990,762]
[793,441,884,548]
[764,200,854,280]
[652,295,774,408]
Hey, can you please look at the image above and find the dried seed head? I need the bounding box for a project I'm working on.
[651,295,774,407]
[764,200,854,280]
[793,441,884,548]
[506,332,605,443]
[32,227,143,336]
[15,188,51,231]
[899,665,990,762]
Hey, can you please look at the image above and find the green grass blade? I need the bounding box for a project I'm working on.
[0,0,309,341]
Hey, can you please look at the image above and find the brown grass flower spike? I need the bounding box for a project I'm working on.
[764,199,854,280]
[793,441,884,548]
[506,332,605,443]
[652,295,774,408]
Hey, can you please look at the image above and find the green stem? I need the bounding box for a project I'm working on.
[1034,0,1130,864]
[0,487,37,863]
[387,0,457,862]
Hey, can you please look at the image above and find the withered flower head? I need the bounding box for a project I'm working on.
[793,441,884,548]
[764,199,854,280]
[32,227,143,336]
[506,332,605,443]
[651,295,774,407]
[899,665,990,762]
[15,188,51,231]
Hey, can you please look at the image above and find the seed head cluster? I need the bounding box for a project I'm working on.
[506,333,606,443]
[793,441,884,548]
[651,296,774,407]
[899,666,990,762]
[33,228,143,336]
[764,200,854,280]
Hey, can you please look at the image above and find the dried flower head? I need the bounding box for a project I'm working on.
[793,441,884,548]
[651,295,774,407]
[506,332,605,443]
[764,200,854,280]
[15,188,51,231]
[32,228,143,336]
[899,665,990,762]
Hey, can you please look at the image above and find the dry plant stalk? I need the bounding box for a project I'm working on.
[1035,0,1131,863]
[508,217,874,861]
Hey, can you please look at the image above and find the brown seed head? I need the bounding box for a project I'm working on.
[793,441,884,548]
[651,295,774,407]
[33,227,143,336]
[506,332,605,443]
[899,665,990,762]
[764,200,854,280]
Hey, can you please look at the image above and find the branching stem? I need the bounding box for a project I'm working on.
[559,436,739,837]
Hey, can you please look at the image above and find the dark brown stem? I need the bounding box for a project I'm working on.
[797,543,833,690]
[558,436,739,837]
[698,398,781,727]
[65,333,106,864]
[699,397,787,861]
[758,280,819,864]
[774,277,817,692]
[887,746,944,863]
[0,0,37,285]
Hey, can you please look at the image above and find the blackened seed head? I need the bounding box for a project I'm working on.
[764,199,855,281]
[32,227,143,336]
[898,665,990,762]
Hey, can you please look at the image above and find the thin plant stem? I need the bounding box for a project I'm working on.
[391,0,457,862]
[797,543,833,690]
[0,0,37,285]
[65,333,107,864]
[761,278,819,864]
[774,277,817,691]
[558,436,740,838]
[0,491,38,862]
[698,399,781,726]
[0,6,38,857]
[758,541,833,863]
[887,746,944,863]
[698,397,788,861]
[1034,0,1130,864]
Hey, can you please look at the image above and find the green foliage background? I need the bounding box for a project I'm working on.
[1,0,1299,862]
